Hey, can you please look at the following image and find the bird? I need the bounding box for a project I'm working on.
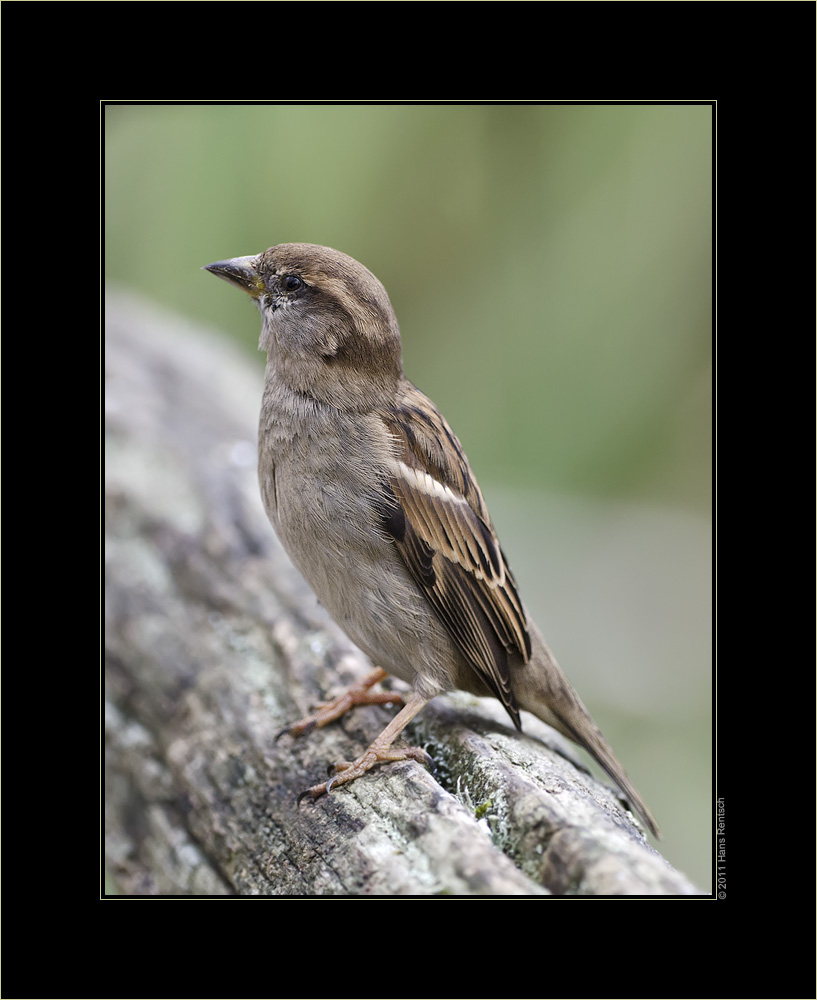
[203,243,659,838]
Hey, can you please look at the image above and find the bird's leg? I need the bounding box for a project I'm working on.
[275,667,403,741]
[299,691,433,802]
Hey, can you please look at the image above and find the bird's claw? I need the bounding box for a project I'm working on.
[297,782,329,805]
[275,669,403,744]
[295,744,432,805]
[275,718,317,742]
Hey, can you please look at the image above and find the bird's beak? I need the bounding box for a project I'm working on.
[202,255,264,298]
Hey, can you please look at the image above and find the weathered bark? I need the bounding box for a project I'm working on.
[104,289,699,897]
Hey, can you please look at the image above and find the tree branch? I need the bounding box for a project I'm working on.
[104,289,699,896]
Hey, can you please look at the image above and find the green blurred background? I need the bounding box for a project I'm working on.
[105,103,712,892]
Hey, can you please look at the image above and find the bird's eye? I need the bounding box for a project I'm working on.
[283,274,304,292]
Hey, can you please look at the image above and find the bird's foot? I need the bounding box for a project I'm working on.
[298,743,433,803]
[275,668,403,740]
[295,690,435,803]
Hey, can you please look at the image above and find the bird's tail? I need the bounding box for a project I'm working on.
[514,624,660,838]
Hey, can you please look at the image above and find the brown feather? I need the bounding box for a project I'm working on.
[379,383,531,727]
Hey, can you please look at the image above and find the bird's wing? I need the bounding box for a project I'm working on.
[379,383,531,727]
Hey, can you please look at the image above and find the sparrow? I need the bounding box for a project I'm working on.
[203,243,659,838]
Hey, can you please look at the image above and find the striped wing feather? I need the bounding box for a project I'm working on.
[381,384,531,727]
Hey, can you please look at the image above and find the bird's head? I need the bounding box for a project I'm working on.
[204,243,403,410]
